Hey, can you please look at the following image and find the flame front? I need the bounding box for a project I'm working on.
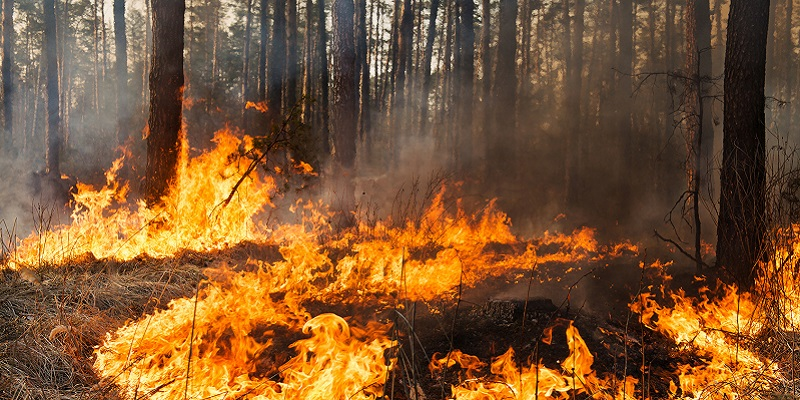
[7,128,794,399]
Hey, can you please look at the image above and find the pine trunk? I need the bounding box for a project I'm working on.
[114,0,129,146]
[44,0,60,175]
[716,0,770,290]
[145,0,185,207]
[2,0,13,153]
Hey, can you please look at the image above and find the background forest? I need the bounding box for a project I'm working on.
[0,0,793,242]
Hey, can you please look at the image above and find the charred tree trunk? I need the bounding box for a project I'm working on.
[268,0,286,124]
[488,0,515,185]
[44,0,60,175]
[145,0,185,207]
[316,0,330,156]
[356,0,370,141]
[331,0,357,219]
[566,0,585,208]
[258,0,268,104]
[302,0,313,125]
[456,0,474,171]
[242,0,253,128]
[2,0,13,153]
[420,0,440,136]
[114,0,129,147]
[286,0,298,109]
[393,0,413,139]
[480,0,490,139]
[716,0,770,290]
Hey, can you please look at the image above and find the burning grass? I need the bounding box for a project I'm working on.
[1,128,799,399]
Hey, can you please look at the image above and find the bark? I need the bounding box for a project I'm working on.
[566,0,585,207]
[268,0,286,123]
[420,0,440,135]
[480,0,490,138]
[316,0,330,155]
[2,0,13,153]
[456,0,474,170]
[356,0,370,140]
[242,0,253,126]
[44,0,60,175]
[146,0,185,207]
[286,0,298,109]
[488,0,515,183]
[331,0,357,218]
[258,0,267,103]
[114,0,130,146]
[716,0,770,290]
[302,0,313,124]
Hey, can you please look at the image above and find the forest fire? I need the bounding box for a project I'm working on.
[3,129,794,399]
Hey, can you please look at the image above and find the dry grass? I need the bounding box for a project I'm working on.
[0,257,203,400]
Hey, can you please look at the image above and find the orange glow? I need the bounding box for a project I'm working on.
[8,126,795,399]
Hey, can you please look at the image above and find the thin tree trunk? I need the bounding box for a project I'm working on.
[356,0,370,141]
[488,0,515,184]
[286,0,298,109]
[100,0,108,79]
[316,0,330,156]
[146,0,185,207]
[44,0,60,175]
[268,0,286,124]
[331,0,358,218]
[480,0,490,139]
[114,0,129,146]
[258,0,268,103]
[420,0,440,136]
[2,0,13,153]
[456,0,474,171]
[302,0,313,124]
[242,0,253,127]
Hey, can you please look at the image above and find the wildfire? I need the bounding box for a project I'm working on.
[5,128,795,399]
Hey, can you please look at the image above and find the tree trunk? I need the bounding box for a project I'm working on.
[268,0,286,124]
[420,0,440,136]
[488,0,515,184]
[258,0,268,103]
[566,0,585,208]
[286,0,298,109]
[302,0,313,125]
[242,0,253,127]
[114,0,129,147]
[716,0,770,290]
[316,0,330,156]
[145,0,185,207]
[480,0,490,140]
[356,0,370,141]
[331,0,357,219]
[44,0,60,175]
[456,0,474,171]
[2,0,13,153]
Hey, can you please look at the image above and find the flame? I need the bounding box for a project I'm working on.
[9,130,274,268]
[431,322,639,399]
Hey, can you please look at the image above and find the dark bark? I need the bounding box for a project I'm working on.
[488,0,515,183]
[456,0,474,170]
[480,0,490,138]
[316,0,330,155]
[716,0,770,290]
[566,0,585,207]
[242,0,253,127]
[2,0,13,153]
[420,0,440,136]
[145,0,185,207]
[331,0,357,217]
[286,0,298,109]
[258,0,268,103]
[356,0,370,140]
[268,0,286,123]
[44,0,60,175]
[114,0,129,146]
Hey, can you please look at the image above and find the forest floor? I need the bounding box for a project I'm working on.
[0,238,715,400]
